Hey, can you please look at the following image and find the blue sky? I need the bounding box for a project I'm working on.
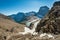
[0,0,58,15]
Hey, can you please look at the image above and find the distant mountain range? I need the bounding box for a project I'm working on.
[9,6,49,23]
[9,12,26,23]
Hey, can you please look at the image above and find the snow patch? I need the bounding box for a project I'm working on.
[18,20,40,35]
[40,33,54,39]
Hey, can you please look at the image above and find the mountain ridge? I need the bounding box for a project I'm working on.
[9,6,49,23]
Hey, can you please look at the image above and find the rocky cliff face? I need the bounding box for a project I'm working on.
[36,1,60,35]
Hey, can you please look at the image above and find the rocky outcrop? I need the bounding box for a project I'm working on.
[35,1,60,35]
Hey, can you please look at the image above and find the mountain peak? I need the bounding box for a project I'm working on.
[36,6,49,18]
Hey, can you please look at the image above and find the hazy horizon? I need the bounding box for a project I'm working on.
[0,0,59,15]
